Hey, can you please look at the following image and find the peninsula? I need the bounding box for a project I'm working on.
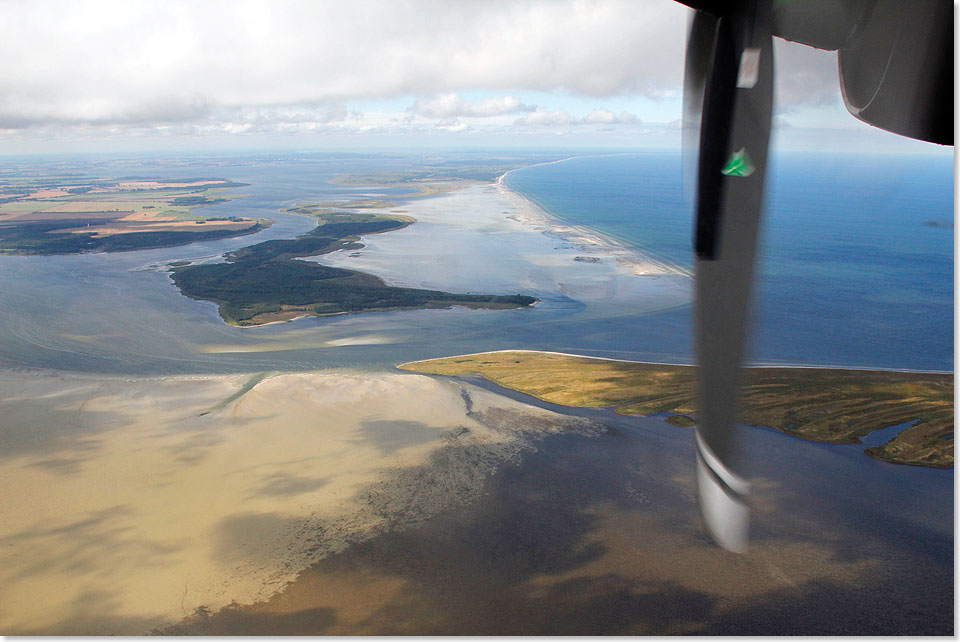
[399,350,954,468]
[171,210,537,326]
[0,176,265,254]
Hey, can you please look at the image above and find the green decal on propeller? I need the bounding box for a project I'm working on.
[721,148,755,177]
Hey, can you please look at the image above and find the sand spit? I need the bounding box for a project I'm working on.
[0,369,600,635]
[494,174,691,278]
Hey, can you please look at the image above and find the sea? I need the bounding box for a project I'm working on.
[503,151,954,372]
[0,150,952,374]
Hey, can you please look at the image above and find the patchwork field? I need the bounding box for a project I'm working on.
[0,176,267,254]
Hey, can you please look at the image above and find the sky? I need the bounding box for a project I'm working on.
[0,0,950,155]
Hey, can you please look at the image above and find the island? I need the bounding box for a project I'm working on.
[171,210,537,326]
[0,176,266,254]
[399,350,954,468]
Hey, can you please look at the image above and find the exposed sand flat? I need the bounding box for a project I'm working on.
[494,176,691,278]
[0,369,598,635]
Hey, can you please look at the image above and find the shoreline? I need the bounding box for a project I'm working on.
[398,348,954,376]
[305,176,693,322]
[495,168,692,278]
[399,350,954,468]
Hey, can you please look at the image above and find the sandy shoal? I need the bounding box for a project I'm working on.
[302,183,691,309]
[0,368,595,635]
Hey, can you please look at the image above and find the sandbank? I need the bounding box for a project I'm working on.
[0,368,597,634]
[495,172,690,277]
[303,182,691,313]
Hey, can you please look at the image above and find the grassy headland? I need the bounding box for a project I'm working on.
[399,350,953,468]
[0,176,265,254]
[171,211,537,326]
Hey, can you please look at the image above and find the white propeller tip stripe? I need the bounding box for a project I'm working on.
[695,430,750,553]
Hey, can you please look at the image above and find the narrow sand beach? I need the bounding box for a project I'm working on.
[0,368,598,634]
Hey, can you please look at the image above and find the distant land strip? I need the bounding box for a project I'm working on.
[0,176,265,255]
[171,210,537,326]
[398,350,954,468]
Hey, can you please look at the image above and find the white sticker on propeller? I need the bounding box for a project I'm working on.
[737,48,761,89]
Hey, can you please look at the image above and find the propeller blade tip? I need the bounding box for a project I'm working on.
[695,430,750,553]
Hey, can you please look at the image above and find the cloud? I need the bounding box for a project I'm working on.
[0,0,857,147]
[434,118,469,133]
[582,108,639,124]
[409,94,534,119]
[773,39,842,109]
[515,108,575,127]
[515,107,640,127]
[0,0,688,131]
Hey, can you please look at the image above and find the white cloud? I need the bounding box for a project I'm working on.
[773,39,842,109]
[409,94,534,119]
[515,108,575,127]
[0,0,867,150]
[582,108,639,124]
[434,118,469,133]
[515,107,639,127]
[0,0,688,132]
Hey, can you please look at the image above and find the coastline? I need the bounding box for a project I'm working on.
[153,360,953,635]
[400,348,955,376]
[495,169,691,278]
[1,347,953,634]
[306,178,692,320]
[398,349,954,468]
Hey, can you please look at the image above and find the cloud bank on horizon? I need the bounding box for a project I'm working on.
[0,0,940,153]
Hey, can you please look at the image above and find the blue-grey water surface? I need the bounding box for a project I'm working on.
[504,151,954,372]
[2,150,950,374]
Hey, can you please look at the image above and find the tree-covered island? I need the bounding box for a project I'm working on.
[171,210,537,326]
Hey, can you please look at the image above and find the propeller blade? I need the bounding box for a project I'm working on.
[682,10,718,200]
[690,0,774,553]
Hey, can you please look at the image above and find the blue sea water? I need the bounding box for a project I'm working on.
[503,151,954,372]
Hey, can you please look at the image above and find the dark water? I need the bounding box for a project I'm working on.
[859,419,921,448]
[504,151,954,371]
